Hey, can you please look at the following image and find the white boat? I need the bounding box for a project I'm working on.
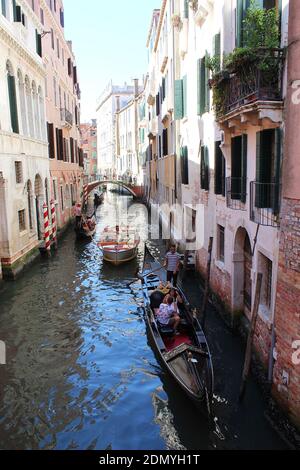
[98,226,140,266]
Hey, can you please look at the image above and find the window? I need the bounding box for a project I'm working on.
[218,225,225,263]
[53,179,57,200]
[15,161,23,183]
[40,8,44,24]
[183,0,189,18]
[36,30,42,57]
[215,141,226,196]
[53,77,57,107]
[201,146,209,191]
[197,55,210,116]
[258,253,273,310]
[31,0,34,11]
[60,8,64,27]
[1,0,7,17]
[255,129,282,210]
[60,186,64,211]
[174,79,183,120]
[27,181,33,230]
[18,209,26,232]
[162,128,168,157]
[231,135,247,202]
[7,62,19,134]
[57,38,60,58]
[180,146,189,185]
[47,122,55,159]
[51,29,54,49]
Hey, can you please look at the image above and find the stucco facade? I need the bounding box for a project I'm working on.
[0,0,50,279]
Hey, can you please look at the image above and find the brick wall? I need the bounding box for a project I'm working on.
[273,198,300,428]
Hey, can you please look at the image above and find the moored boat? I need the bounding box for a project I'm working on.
[98,226,140,265]
[75,214,96,241]
[140,245,214,411]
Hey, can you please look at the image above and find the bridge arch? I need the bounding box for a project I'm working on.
[85,180,141,199]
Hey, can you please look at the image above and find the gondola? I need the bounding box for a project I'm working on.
[75,214,96,241]
[140,245,214,412]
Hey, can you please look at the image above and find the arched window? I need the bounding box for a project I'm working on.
[25,76,34,137]
[27,180,33,230]
[38,86,46,140]
[6,61,19,134]
[18,70,28,136]
[32,81,41,140]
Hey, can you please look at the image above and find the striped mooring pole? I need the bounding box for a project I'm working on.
[83,184,88,206]
[43,203,51,254]
[50,199,57,249]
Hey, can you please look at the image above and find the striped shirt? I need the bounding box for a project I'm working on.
[165,252,180,272]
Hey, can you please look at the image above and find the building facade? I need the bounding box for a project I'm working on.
[145,0,300,427]
[80,119,97,184]
[115,79,145,184]
[96,81,141,179]
[38,0,83,229]
[0,0,49,279]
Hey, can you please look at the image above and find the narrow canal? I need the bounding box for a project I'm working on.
[0,191,286,450]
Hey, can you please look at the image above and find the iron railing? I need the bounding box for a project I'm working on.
[216,49,284,118]
[250,181,281,227]
[226,177,247,211]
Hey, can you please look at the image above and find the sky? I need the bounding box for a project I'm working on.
[63,0,160,122]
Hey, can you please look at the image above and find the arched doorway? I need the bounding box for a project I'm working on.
[34,175,43,240]
[232,227,253,316]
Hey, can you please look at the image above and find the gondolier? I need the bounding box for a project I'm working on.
[164,244,181,287]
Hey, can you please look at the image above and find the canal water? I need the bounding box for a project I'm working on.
[0,191,286,450]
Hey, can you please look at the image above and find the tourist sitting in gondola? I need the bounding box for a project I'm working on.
[164,288,184,315]
[156,296,181,334]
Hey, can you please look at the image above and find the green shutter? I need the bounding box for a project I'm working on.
[1,0,7,17]
[184,0,189,18]
[7,74,19,134]
[183,75,187,117]
[213,33,221,72]
[15,5,22,22]
[200,58,206,116]
[236,0,250,47]
[255,130,271,208]
[174,80,183,120]
[197,59,201,115]
[241,134,247,203]
[205,53,210,113]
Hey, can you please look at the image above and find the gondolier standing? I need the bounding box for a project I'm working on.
[164,244,181,287]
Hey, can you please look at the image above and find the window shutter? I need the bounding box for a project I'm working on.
[231,136,242,200]
[2,0,7,17]
[205,53,210,112]
[181,146,189,185]
[184,0,189,18]
[255,131,271,208]
[73,66,77,85]
[36,30,42,57]
[236,0,243,47]
[183,75,187,117]
[162,129,168,157]
[47,122,55,159]
[213,33,221,72]
[215,141,225,196]
[201,146,209,190]
[174,79,183,120]
[7,74,19,134]
[200,58,206,116]
[241,134,247,203]
[55,127,60,160]
[273,128,282,214]
[70,137,74,163]
[68,58,72,76]
[197,59,201,115]
[15,5,22,22]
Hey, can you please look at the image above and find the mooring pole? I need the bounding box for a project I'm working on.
[201,237,213,329]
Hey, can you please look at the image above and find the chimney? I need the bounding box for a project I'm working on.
[115,95,120,112]
[133,78,139,97]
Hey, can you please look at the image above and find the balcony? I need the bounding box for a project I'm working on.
[213,49,284,128]
[226,177,247,211]
[60,108,73,128]
[194,0,214,26]
[250,182,281,227]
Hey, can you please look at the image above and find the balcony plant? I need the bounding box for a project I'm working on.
[189,0,198,12]
[206,0,281,116]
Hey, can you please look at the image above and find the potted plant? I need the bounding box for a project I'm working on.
[171,14,182,29]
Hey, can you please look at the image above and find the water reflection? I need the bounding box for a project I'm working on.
[0,192,286,450]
